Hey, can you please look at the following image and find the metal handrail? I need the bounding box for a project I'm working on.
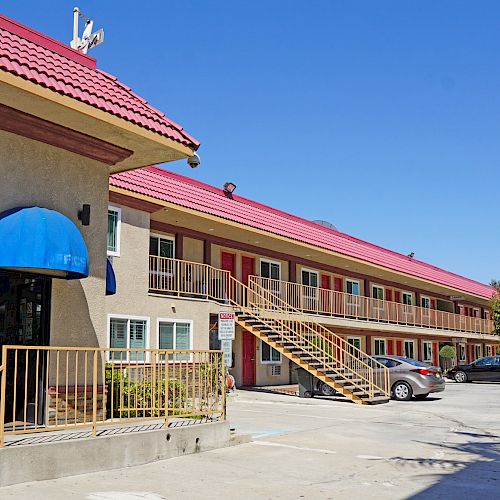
[149,256,390,401]
[0,345,224,446]
[249,276,494,336]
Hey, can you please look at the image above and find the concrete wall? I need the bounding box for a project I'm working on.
[0,131,108,348]
[106,204,211,350]
[0,421,232,487]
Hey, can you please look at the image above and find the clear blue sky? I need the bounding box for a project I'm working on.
[5,1,499,284]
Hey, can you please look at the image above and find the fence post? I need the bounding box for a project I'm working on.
[0,345,7,447]
[221,352,226,421]
[92,349,98,437]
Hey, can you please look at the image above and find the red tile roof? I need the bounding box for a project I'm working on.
[110,166,495,299]
[0,14,199,150]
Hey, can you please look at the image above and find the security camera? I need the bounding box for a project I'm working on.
[187,153,201,169]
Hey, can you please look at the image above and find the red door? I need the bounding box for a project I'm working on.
[241,256,255,286]
[242,331,255,386]
[221,252,236,275]
[321,274,331,290]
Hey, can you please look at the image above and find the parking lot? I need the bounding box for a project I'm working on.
[1,381,500,499]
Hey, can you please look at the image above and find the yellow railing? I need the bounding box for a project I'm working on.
[249,276,494,336]
[149,256,390,402]
[0,345,224,446]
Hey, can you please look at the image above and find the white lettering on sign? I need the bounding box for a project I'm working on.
[221,339,233,368]
[218,312,235,340]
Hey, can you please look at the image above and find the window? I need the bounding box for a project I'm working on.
[485,311,491,321]
[260,259,281,280]
[301,269,319,288]
[473,308,480,319]
[347,337,361,356]
[372,286,385,301]
[107,206,121,256]
[423,341,433,362]
[421,296,431,309]
[459,343,466,362]
[149,235,175,258]
[261,341,281,364]
[404,340,415,359]
[346,280,360,296]
[475,357,494,366]
[475,344,482,360]
[376,357,401,368]
[158,320,192,360]
[402,292,413,306]
[109,316,148,361]
[374,338,387,355]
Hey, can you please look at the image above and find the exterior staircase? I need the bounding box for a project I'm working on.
[149,257,390,405]
[226,275,390,405]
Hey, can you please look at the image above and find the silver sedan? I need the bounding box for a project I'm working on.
[372,355,445,401]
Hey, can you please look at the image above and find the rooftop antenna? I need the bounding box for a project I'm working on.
[70,7,104,54]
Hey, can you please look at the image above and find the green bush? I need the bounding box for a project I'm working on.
[105,364,186,418]
[439,345,456,360]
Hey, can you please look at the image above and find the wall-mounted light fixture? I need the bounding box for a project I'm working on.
[78,204,91,226]
[223,182,237,194]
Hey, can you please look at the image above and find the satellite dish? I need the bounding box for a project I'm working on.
[312,219,337,231]
[70,7,104,54]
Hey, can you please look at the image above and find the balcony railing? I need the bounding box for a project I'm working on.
[248,276,494,335]
[0,345,225,446]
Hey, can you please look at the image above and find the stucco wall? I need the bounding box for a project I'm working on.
[105,204,211,350]
[0,131,108,348]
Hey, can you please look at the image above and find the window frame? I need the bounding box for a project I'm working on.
[149,233,176,259]
[157,318,193,361]
[459,343,466,362]
[260,340,282,364]
[374,338,387,356]
[475,344,482,360]
[402,291,413,306]
[423,341,433,362]
[404,339,415,359]
[107,205,122,257]
[107,314,150,362]
[301,268,319,287]
[259,258,282,280]
[345,279,360,296]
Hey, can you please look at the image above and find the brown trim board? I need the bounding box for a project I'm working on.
[0,103,133,165]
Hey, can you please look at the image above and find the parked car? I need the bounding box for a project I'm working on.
[373,356,445,401]
[447,356,500,383]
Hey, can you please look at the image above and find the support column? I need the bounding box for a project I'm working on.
[289,260,297,283]
[203,240,212,265]
[175,232,184,260]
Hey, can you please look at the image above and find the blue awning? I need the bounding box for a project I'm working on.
[0,207,89,279]
[106,257,116,295]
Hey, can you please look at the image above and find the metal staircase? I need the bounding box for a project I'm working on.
[230,276,390,404]
[149,256,390,405]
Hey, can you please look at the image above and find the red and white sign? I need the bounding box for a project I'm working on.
[218,312,235,340]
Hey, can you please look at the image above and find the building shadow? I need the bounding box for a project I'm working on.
[402,431,500,499]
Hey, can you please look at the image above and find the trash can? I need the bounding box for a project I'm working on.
[297,368,315,398]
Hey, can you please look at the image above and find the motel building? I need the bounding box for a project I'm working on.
[0,9,497,463]
[107,166,497,398]
[0,12,219,454]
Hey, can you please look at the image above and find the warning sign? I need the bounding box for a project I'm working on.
[218,312,235,340]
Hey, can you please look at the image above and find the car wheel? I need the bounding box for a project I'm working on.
[318,381,336,397]
[392,381,413,401]
[454,371,467,383]
[414,393,429,400]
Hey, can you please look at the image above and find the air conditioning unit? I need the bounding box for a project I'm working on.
[269,365,281,377]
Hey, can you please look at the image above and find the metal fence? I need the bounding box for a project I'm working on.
[0,346,225,446]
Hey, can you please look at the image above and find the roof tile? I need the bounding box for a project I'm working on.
[0,14,199,150]
[110,167,495,300]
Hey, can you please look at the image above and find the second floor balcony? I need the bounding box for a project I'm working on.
[148,256,495,337]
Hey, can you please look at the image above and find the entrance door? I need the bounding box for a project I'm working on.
[0,272,51,425]
[242,331,255,386]
[241,256,255,286]
[221,252,236,275]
